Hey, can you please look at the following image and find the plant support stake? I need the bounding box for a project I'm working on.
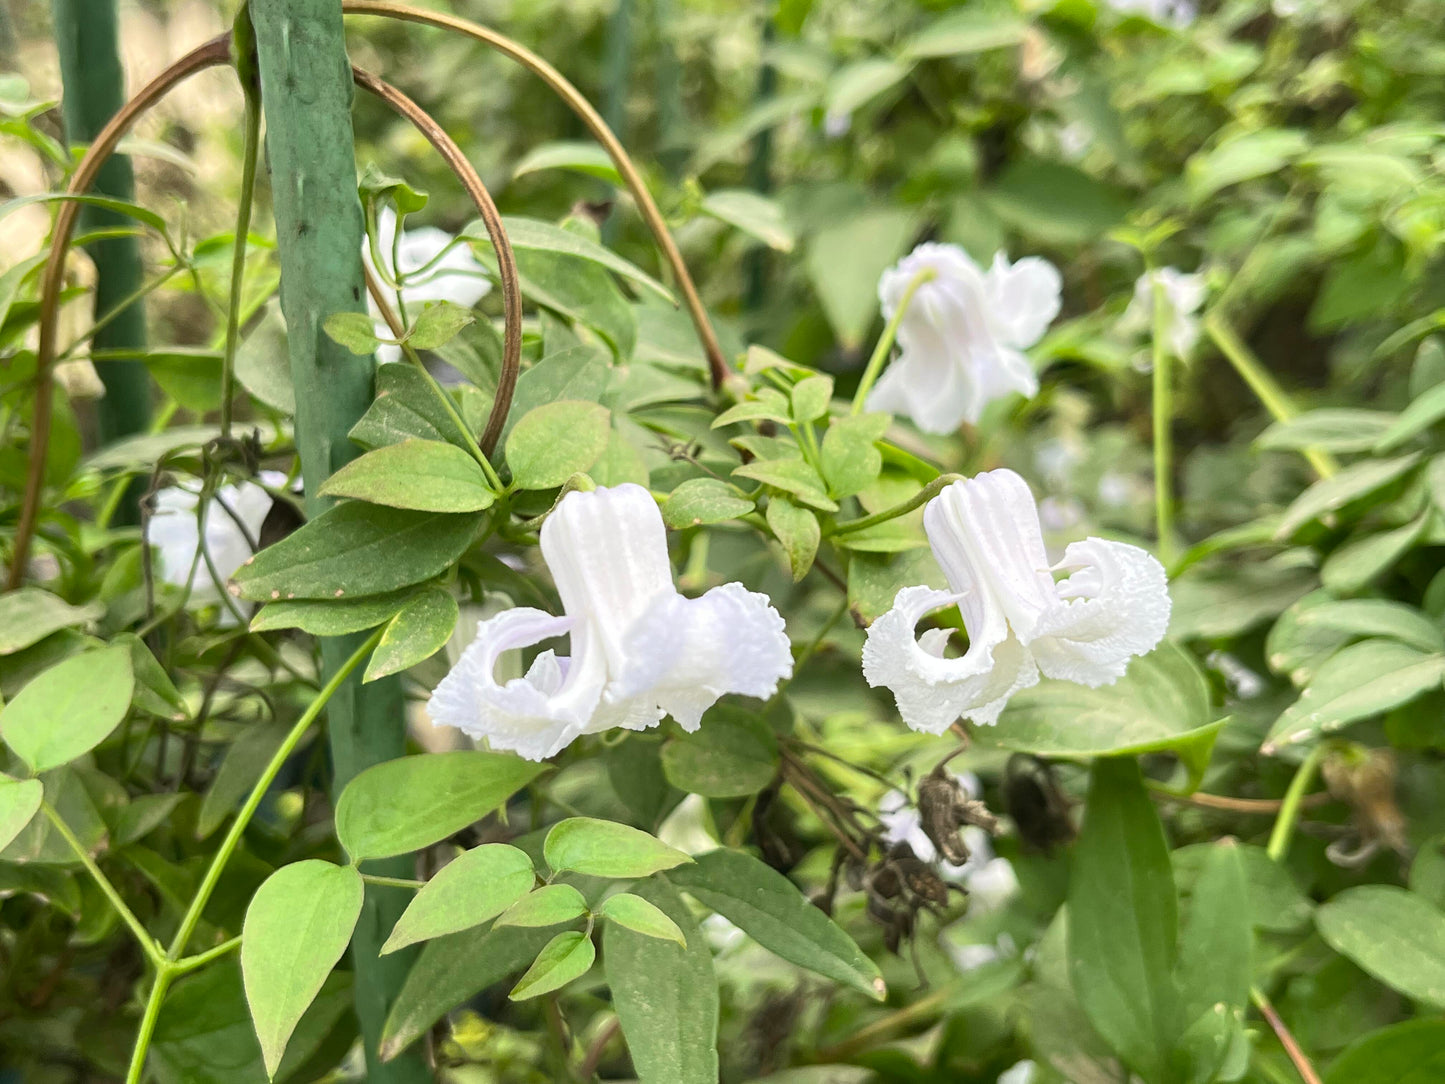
[247,3,429,1079]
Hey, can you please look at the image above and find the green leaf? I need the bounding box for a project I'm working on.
[229,503,481,602]
[666,848,884,1000]
[1325,1020,1445,1084]
[1188,129,1311,199]
[405,301,475,351]
[986,160,1128,246]
[464,216,673,303]
[241,860,364,1079]
[1174,843,1314,933]
[603,877,718,1084]
[1263,639,1445,752]
[712,388,794,429]
[336,751,545,861]
[1377,382,1445,451]
[790,375,834,423]
[901,9,1024,57]
[114,633,188,721]
[349,363,473,450]
[318,439,495,512]
[509,930,596,1000]
[0,775,43,852]
[699,190,795,252]
[766,496,821,582]
[806,208,914,349]
[1176,841,1251,1022]
[1257,409,1399,453]
[543,817,692,878]
[826,57,910,116]
[322,312,381,356]
[510,246,636,360]
[381,844,536,954]
[503,345,610,439]
[1067,758,1180,1080]
[1321,512,1431,595]
[847,548,945,625]
[1275,453,1423,537]
[250,589,419,635]
[360,163,429,214]
[821,413,888,498]
[235,302,295,414]
[505,400,610,490]
[661,478,755,529]
[363,588,459,682]
[983,645,1223,791]
[660,706,779,798]
[512,141,621,184]
[379,924,554,1061]
[0,646,134,773]
[600,892,685,946]
[0,588,100,655]
[495,883,589,928]
[1316,886,1445,1007]
[197,724,288,840]
[733,458,838,512]
[1294,599,1445,653]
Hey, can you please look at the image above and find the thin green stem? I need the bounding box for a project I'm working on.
[1266,743,1327,863]
[219,84,261,439]
[1151,273,1175,568]
[173,934,241,976]
[167,626,384,961]
[831,473,960,536]
[41,800,165,967]
[361,873,426,890]
[126,966,173,1084]
[53,267,182,363]
[1204,312,1338,480]
[852,267,934,415]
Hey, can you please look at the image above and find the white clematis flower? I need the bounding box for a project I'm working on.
[1106,0,1196,25]
[429,483,792,760]
[862,469,1171,733]
[147,471,290,604]
[869,243,1061,434]
[363,206,492,363]
[1124,266,1207,359]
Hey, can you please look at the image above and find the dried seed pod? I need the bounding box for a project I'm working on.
[1004,754,1076,854]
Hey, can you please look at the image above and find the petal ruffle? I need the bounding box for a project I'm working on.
[1028,537,1171,686]
[862,585,1038,732]
[985,254,1062,348]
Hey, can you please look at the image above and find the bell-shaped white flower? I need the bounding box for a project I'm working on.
[1124,267,1206,359]
[862,468,1170,733]
[363,206,492,363]
[429,483,792,760]
[868,243,1061,434]
[147,471,290,604]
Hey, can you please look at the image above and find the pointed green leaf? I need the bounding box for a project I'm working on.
[505,400,610,490]
[599,892,685,947]
[322,311,381,355]
[661,478,755,529]
[508,930,595,1000]
[0,646,133,772]
[250,588,419,635]
[0,775,43,852]
[363,588,459,682]
[349,363,473,450]
[1275,453,1422,537]
[405,300,475,351]
[1295,599,1445,654]
[699,190,795,252]
[319,440,495,513]
[495,883,589,928]
[821,413,888,498]
[464,215,674,303]
[381,844,536,954]
[660,706,779,798]
[543,817,692,879]
[734,458,838,512]
[765,496,820,582]
[0,588,101,656]
[1325,1020,1445,1084]
[1317,886,1445,1006]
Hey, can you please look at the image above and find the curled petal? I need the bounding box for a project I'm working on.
[985,254,1061,348]
[862,585,1039,732]
[1028,537,1172,686]
[427,609,604,761]
[614,582,793,730]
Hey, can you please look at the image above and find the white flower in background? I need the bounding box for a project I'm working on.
[1208,651,1266,700]
[1106,0,1196,26]
[869,243,1062,434]
[1057,121,1093,160]
[999,1060,1038,1084]
[147,471,289,603]
[363,206,491,362]
[946,930,1018,973]
[862,469,1171,732]
[429,483,793,760]
[823,109,852,139]
[1096,470,1136,509]
[1037,495,1084,533]
[1124,267,1207,360]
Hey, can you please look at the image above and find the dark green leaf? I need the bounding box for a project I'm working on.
[349,363,473,450]
[1325,1020,1445,1084]
[362,588,459,682]
[766,496,821,582]
[250,589,419,635]
[661,706,779,798]
[1316,886,1445,1006]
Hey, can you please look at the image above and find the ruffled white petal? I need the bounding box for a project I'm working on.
[862,585,1039,732]
[1029,537,1172,686]
[986,253,1062,348]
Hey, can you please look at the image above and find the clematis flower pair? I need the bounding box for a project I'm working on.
[429,483,793,761]
[863,469,1171,733]
[868,243,1061,434]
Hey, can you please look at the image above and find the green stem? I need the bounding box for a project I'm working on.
[125,965,173,1084]
[173,934,242,976]
[1204,312,1338,480]
[831,473,960,536]
[41,800,165,967]
[361,873,426,890]
[1151,273,1176,568]
[1266,743,1327,863]
[167,627,383,961]
[220,26,262,440]
[851,267,935,415]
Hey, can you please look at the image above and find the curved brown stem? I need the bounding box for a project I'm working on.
[7,34,232,592]
[340,0,731,390]
[352,66,523,456]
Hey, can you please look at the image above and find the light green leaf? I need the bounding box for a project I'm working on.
[512,141,621,184]
[336,751,545,861]
[1257,409,1399,453]
[405,301,475,351]
[765,496,820,582]
[790,375,834,423]
[381,844,536,954]
[235,300,295,415]
[1321,512,1431,595]
[1189,129,1311,199]
[495,883,589,928]
[821,413,888,498]
[1325,1020,1445,1084]
[1316,886,1445,1007]
[734,458,838,512]
[661,478,755,529]
[322,311,381,356]
[826,58,910,116]
[806,208,914,349]
[700,190,795,252]
[250,589,419,635]
[712,388,794,429]
[1294,599,1445,654]
[229,503,481,602]
[241,860,364,1079]
[0,588,101,656]
[543,817,692,878]
[363,588,460,682]
[900,9,1026,57]
[660,706,779,798]
[599,892,685,946]
[1276,453,1423,537]
[0,647,134,773]
[319,439,495,512]
[1176,841,1251,1023]
[464,216,673,303]
[667,848,885,1000]
[508,930,595,1000]
[505,400,610,490]
[0,775,43,852]
[1377,382,1445,452]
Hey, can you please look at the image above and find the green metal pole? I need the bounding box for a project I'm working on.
[51,0,151,518]
[247,4,430,1079]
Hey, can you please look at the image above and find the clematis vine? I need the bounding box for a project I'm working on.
[429,483,793,760]
[866,243,1061,434]
[363,206,491,362]
[1124,266,1206,360]
[148,471,290,605]
[862,468,1171,733]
